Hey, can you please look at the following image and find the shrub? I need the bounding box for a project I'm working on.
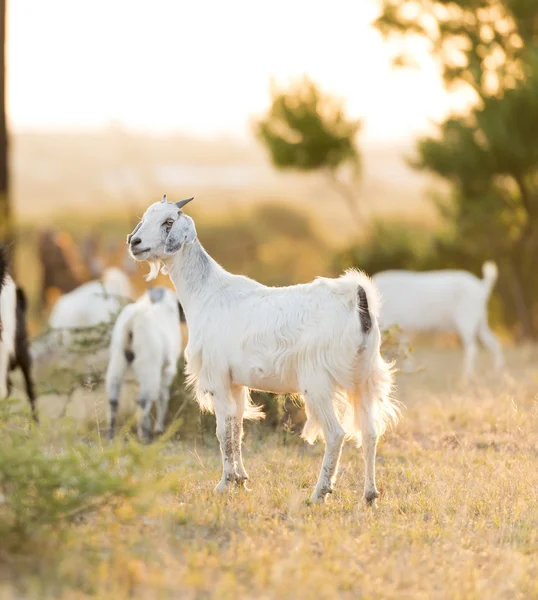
[334,219,435,276]
[0,400,138,543]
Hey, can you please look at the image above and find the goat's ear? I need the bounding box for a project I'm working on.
[164,218,197,254]
[183,220,197,245]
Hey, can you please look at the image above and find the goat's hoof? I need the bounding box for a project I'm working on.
[154,427,165,437]
[235,475,251,491]
[310,486,332,504]
[215,476,235,494]
[215,481,227,494]
[364,489,380,507]
[139,431,152,445]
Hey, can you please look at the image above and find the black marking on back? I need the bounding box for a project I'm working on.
[125,330,134,363]
[357,285,372,333]
[177,301,186,323]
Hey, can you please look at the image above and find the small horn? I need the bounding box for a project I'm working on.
[176,197,194,209]
[161,194,167,203]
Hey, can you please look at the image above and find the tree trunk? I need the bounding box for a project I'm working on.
[0,0,10,248]
[510,173,538,338]
[324,168,364,228]
[507,268,534,338]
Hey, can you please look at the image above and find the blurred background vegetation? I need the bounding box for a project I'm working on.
[3,3,538,590]
[3,0,538,341]
[2,0,538,432]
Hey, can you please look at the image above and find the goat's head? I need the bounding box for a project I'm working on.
[127,195,196,275]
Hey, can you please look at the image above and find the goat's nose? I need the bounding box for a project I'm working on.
[131,237,142,247]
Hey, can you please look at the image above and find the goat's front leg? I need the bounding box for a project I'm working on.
[0,343,9,399]
[155,366,176,436]
[231,385,249,485]
[136,395,154,444]
[214,409,237,493]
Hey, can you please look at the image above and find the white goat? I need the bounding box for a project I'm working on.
[49,267,134,329]
[126,195,399,506]
[106,286,183,442]
[32,267,135,362]
[373,262,504,377]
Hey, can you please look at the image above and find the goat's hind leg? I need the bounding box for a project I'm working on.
[478,319,504,370]
[20,345,38,422]
[106,352,129,440]
[303,382,345,504]
[355,385,380,507]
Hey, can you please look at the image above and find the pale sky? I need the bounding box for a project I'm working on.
[8,0,454,142]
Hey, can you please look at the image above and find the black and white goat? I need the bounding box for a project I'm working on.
[0,247,37,420]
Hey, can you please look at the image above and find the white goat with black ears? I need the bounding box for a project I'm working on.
[127,195,400,505]
[106,286,184,442]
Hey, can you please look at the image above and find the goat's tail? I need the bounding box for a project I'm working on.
[359,308,399,439]
[340,283,400,445]
[482,261,498,298]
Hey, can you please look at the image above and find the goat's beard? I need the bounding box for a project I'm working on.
[146,259,162,281]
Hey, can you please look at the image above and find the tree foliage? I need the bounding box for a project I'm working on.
[255,78,363,224]
[375,0,538,337]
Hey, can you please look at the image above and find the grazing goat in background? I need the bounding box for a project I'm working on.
[32,267,135,363]
[106,286,184,442]
[48,266,134,329]
[127,195,399,506]
[0,247,37,420]
[373,262,504,377]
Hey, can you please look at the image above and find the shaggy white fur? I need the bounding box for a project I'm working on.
[127,196,400,505]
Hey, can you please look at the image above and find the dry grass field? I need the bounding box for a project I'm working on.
[2,344,538,599]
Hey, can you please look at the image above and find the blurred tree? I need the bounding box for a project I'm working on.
[376,0,538,338]
[0,0,9,247]
[255,78,363,226]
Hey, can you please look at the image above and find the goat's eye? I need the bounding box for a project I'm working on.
[164,219,174,227]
